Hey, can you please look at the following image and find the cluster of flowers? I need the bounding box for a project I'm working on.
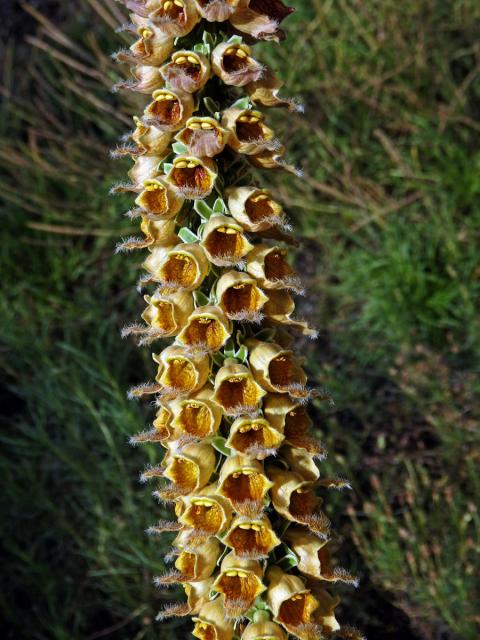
[113,1,363,639]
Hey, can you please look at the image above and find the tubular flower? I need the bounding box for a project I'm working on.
[200,215,254,267]
[212,553,266,617]
[176,116,230,157]
[161,49,211,93]
[114,4,360,638]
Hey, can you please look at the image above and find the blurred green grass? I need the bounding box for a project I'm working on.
[1,1,479,639]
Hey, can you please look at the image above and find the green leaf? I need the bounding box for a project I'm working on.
[212,352,225,367]
[178,227,198,243]
[276,544,298,571]
[203,97,220,116]
[213,197,226,213]
[202,30,216,48]
[211,436,232,456]
[171,141,188,155]
[194,199,214,221]
[227,35,243,45]
[224,338,236,358]
[235,344,249,363]
[162,162,173,174]
[194,43,209,55]
[230,96,251,111]
[193,290,210,307]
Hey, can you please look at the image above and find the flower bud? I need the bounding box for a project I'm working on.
[213,361,266,416]
[226,186,284,232]
[143,243,209,291]
[246,244,303,293]
[224,513,280,558]
[149,0,201,37]
[160,50,210,93]
[212,552,266,618]
[166,156,217,199]
[192,598,235,640]
[216,454,272,516]
[212,41,264,87]
[136,177,184,218]
[200,215,253,267]
[192,0,240,21]
[176,116,230,158]
[222,108,275,155]
[177,305,233,352]
[142,289,194,338]
[153,345,210,395]
[177,483,233,536]
[266,566,320,639]
[144,88,194,132]
[268,466,330,538]
[127,155,164,188]
[241,620,287,640]
[163,441,216,493]
[216,270,269,322]
[246,339,307,396]
[226,416,284,459]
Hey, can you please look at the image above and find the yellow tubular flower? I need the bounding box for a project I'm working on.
[212,552,266,618]
[222,107,275,155]
[143,243,209,290]
[213,360,266,416]
[169,386,222,438]
[226,416,284,459]
[192,598,235,640]
[160,50,211,93]
[216,270,269,322]
[116,3,359,636]
[177,305,232,352]
[216,454,272,516]
[153,345,210,395]
[241,620,287,640]
[166,155,217,199]
[226,186,285,232]
[176,116,230,157]
[211,41,264,86]
[223,513,280,558]
[200,215,253,267]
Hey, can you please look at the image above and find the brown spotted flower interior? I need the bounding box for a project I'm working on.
[222,470,267,512]
[163,357,196,390]
[161,253,197,287]
[148,93,181,124]
[245,193,279,224]
[182,123,223,157]
[289,489,330,537]
[138,183,169,214]
[184,500,224,534]
[264,250,293,280]
[205,227,246,261]
[228,522,274,558]
[182,317,225,351]
[284,406,319,451]
[146,300,176,332]
[155,0,186,23]
[192,620,216,640]
[176,551,197,579]
[171,161,211,192]
[223,283,263,316]
[173,54,202,81]
[268,354,303,389]
[216,377,260,413]
[236,113,267,142]
[230,422,280,456]
[223,46,250,73]
[177,402,213,436]
[217,571,260,616]
[277,592,317,629]
[168,456,198,492]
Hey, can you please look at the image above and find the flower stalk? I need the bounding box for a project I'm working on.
[114,2,363,638]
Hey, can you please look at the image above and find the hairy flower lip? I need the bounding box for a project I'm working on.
[216,454,272,516]
[160,49,210,93]
[149,0,201,37]
[213,361,266,416]
[152,345,210,396]
[166,155,217,199]
[115,64,164,95]
[177,482,233,536]
[163,440,216,493]
[193,0,240,21]
[167,530,221,581]
[200,214,254,267]
[226,416,284,459]
[177,305,232,353]
[222,107,275,155]
[143,243,209,291]
[143,89,194,132]
[216,270,269,322]
[212,41,264,87]
[226,185,284,232]
[141,289,194,339]
[192,598,235,640]
[230,0,294,42]
[264,290,317,338]
[246,244,303,293]
[223,513,281,558]
[176,117,230,157]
